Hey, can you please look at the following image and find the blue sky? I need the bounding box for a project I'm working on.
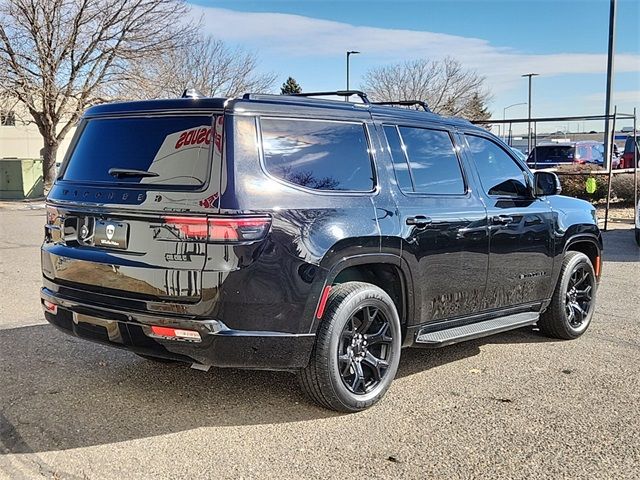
[190,0,639,132]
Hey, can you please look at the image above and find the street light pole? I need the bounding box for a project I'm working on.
[502,102,527,144]
[603,0,617,170]
[522,73,539,154]
[346,51,360,92]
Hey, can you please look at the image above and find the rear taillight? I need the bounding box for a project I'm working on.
[161,216,271,243]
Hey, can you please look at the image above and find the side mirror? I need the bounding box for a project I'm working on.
[534,171,562,196]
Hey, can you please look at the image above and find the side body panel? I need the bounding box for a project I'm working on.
[370,117,490,327]
[215,106,382,335]
[458,130,556,309]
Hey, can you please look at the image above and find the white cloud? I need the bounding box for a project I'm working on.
[586,90,640,103]
[192,6,640,91]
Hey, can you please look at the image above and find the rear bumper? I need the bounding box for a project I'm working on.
[40,287,315,370]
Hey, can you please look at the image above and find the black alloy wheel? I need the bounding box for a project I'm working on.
[564,264,595,330]
[298,282,402,412]
[539,251,597,339]
[338,305,393,394]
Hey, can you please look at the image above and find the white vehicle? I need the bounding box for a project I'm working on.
[636,198,640,246]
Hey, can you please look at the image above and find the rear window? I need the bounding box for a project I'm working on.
[527,145,574,164]
[62,115,220,187]
[624,136,639,153]
[260,118,374,192]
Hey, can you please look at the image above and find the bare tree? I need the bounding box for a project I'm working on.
[131,34,277,99]
[0,90,19,125]
[362,57,492,119]
[0,0,196,189]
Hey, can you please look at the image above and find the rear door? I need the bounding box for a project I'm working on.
[463,132,555,310]
[381,123,489,323]
[43,113,225,303]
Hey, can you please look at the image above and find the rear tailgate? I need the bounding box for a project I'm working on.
[43,113,225,303]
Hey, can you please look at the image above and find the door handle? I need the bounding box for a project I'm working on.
[406,215,432,228]
[492,215,514,225]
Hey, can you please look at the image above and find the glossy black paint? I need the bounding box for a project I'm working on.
[42,96,602,370]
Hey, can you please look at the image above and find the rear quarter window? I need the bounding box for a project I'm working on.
[62,115,221,188]
[260,118,375,192]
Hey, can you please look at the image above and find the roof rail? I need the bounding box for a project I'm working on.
[289,90,370,104]
[371,100,430,112]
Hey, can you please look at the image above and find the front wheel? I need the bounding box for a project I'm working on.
[538,251,597,339]
[298,282,402,412]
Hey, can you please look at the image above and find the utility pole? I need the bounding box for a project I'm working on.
[603,0,617,170]
[522,73,539,154]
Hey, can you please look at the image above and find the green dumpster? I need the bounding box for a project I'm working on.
[0,158,44,199]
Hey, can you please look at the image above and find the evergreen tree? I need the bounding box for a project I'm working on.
[280,77,302,94]
[463,93,491,122]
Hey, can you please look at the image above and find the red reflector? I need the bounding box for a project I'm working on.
[150,325,201,341]
[316,285,332,319]
[43,300,57,314]
[595,256,601,277]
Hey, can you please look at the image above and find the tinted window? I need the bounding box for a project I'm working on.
[624,136,639,154]
[398,127,465,194]
[466,135,530,197]
[261,118,374,192]
[63,116,218,187]
[527,145,574,164]
[383,125,413,192]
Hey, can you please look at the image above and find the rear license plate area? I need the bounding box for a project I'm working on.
[94,220,129,249]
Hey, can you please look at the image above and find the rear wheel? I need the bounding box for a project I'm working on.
[298,282,402,412]
[538,251,596,339]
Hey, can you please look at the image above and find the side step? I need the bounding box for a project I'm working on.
[415,312,539,347]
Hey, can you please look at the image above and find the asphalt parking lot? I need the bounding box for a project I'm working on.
[1,205,639,479]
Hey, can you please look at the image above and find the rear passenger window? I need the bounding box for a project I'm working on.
[385,125,465,195]
[260,118,374,192]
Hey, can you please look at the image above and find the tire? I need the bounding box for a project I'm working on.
[135,353,178,363]
[298,282,402,412]
[635,228,640,247]
[538,251,597,340]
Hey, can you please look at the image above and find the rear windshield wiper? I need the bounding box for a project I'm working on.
[108,168,159,178]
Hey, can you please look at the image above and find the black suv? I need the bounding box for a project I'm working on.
[42,91,602,412]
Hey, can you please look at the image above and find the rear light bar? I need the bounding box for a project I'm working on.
[162,216,271,243]
[150,325,201,342]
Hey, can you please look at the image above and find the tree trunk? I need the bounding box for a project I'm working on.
[42,141,59,193]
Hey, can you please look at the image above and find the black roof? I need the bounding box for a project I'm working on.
[82,94,476,131]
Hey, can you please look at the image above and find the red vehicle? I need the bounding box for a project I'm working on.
[619,135,638,169]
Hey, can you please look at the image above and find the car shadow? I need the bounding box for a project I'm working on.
[0,323,553,454]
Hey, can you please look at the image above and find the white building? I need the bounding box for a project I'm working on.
[1,103,74,160]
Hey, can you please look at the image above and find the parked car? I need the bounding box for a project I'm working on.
[527,141,605,168]
[42,91,603,412]
[620,135,639,169]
